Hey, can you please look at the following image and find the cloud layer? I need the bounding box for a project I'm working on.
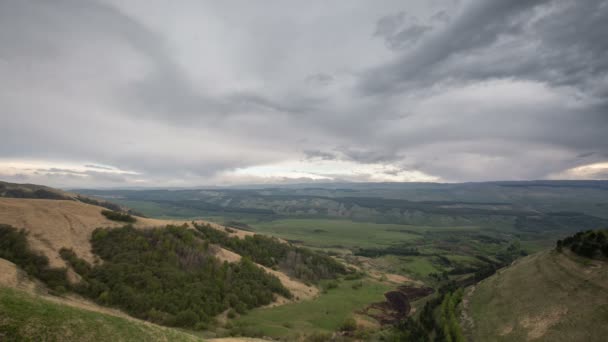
[1,0,606,187]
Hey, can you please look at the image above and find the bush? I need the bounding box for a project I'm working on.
[339,317,357,332]
[101,210,136,223]
[559,229,608,259]
[173,310,199,327]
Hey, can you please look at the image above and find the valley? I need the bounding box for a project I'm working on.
[1,181,607,341]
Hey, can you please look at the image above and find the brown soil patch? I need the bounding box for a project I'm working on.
[520,307,568,340]
[0,258,38,292]
[360,286,434,324]
[354,314,379,329]
[500,325,513,336]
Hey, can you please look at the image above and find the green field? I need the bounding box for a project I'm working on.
[467,250,608,341]
[245,218,426,249]
[231,279,391,338]
[0,286,202,342]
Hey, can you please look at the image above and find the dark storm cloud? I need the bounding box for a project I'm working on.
[374,12,432,50]
[0,0,606,186]
[361,0,608,94]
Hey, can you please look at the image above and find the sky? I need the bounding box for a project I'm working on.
[1,0,607,188]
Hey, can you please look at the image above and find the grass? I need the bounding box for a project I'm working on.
[232,279,391,338]
[111,199,208,219]
[468,250,608,341]
[245,218,429,249]
[371,255,441,279]
[0,286,202,342]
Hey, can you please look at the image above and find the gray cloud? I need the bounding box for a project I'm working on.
[0,0,606,187]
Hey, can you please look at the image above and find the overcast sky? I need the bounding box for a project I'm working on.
[1,0,607,188]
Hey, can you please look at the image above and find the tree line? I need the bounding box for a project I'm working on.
[557,229,608,259]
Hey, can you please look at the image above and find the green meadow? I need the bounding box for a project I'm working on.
[231,279,391,338]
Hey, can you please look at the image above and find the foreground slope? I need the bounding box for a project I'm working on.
[0,258,202,342]
[467,250,608,341]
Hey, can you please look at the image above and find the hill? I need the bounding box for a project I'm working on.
[0,183,345,338]
[465,249,608,341]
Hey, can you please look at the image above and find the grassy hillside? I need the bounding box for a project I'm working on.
[232,279,390,338]
[467,250,608,341]
[0,286,202,342]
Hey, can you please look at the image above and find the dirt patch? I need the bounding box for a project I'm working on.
[354,314,380,329]
[384,273,413,284]
[360,285,434,324]
[461,285,476,336]
[0,258,38,292]
[520,307,568,340]
[500,325,513,336]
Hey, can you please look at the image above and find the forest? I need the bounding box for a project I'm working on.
[193,222,348,283]
[61,225,291,328]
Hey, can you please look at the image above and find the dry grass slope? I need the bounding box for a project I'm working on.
[0,197,316,306]
[468,250,608,342]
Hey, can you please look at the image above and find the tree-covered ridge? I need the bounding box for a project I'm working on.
[60,225,290,329]
[193,222,348,284]
[557,229,608,259]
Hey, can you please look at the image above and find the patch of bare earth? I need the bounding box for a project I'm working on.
[0,258,38,292]
[520,307,568,340]
[461,285,476,336]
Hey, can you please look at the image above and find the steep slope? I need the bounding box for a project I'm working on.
[466,250,608,341]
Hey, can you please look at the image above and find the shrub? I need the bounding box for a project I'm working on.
[173,310,199,327]
[340,317,357,332]
[101,210,136,223]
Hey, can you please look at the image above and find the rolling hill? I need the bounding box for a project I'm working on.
[0,182,330,340]
[465,249,608,341]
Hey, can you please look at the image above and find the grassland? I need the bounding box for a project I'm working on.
[231,279,391,338]
[467,250,608,341]
[0,286,202,342]
[245,218,424,249]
